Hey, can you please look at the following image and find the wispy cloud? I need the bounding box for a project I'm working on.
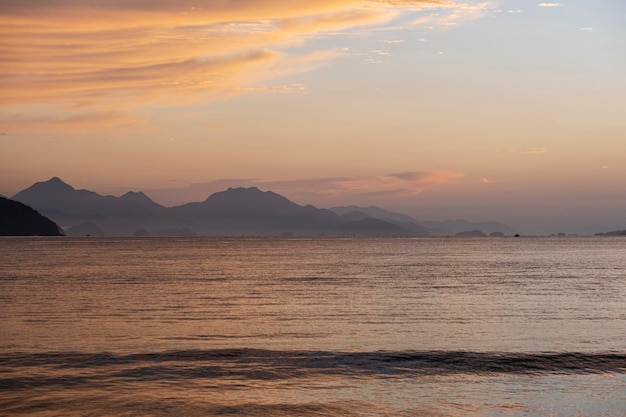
[361,49,392,63]
[235,84,308,94]
[0,2,448,102]
[0,111,136,131]
[149,171,464,205]
[247,171,464,198]
[538,3,564,7]
[412,2,496,29]
[519,147,548,155]
[0,0,495,130]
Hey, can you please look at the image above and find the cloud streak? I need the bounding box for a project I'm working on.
[149,171,464,206]
[1,0,494,130]
[519,147,548,155]
[0,111,136,131]
[538,3,563,7]
[412,1,495,28]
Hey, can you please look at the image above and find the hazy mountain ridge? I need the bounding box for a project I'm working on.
[13,177,165,216]
[330,206,430,236]
[330,205,419,224]
[335,218,416,236]
[330,206,514,236]
[10,178,517,237]
[418,219,517,236]
[12,178,404,236]
[595,230,626,236]
[12,177,168,235]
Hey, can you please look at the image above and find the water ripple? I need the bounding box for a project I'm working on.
[2,349,625,391]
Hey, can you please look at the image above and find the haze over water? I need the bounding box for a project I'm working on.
[1,236,625,416]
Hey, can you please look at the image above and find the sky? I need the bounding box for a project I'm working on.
[1,0,625,234]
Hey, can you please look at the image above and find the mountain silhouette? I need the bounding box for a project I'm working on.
[331,207,515,236]
[13,177,110,214]
[12,177,166,235]
[10,178,515,237]
[119,191,160,207]
[177,187,310,215]
[13,177,165,216]
[12,180,349,235]
[170,187,342,235]
[455,229,487,237]
[335,218,416,236]
[595,229,626,236]
[0,196,64,236]
[331,205,419,224]
[418,219,516,236]
[330,205,430,235]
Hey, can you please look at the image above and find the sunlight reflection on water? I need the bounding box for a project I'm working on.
[1,236,625,416]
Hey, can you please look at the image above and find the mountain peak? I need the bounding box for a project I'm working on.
[225,186,261,193]
[199,186,298,213]
[40,177,75,191]
[12,177,75,200]
[208,186,280,201]
[119,191,162,208]
[121,190,149,200]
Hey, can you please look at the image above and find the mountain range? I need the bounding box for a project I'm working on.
[11,177,516,237]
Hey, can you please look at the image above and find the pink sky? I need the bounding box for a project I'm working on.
[2,0,625,234]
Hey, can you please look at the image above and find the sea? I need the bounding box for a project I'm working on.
[1,236,625,416]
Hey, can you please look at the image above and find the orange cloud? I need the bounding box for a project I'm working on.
[175,171,462,201]
[519,147,548,155]
[0,111,136,132]
[1,0,485,130]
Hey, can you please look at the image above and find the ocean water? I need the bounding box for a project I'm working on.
[1,236,625,416]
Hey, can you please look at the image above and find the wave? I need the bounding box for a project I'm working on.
[2,349,625,389]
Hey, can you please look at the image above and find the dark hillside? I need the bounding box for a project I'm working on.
[0,197,64,236]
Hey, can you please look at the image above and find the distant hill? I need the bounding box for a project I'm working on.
[331,205,419,224]
[0,196,64,236]
[330,207,516,236]
[330,205,430,236]
[455,230,487,237]
[335,218,415,236]
[418,219,516,236]
[595,230,626,236]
